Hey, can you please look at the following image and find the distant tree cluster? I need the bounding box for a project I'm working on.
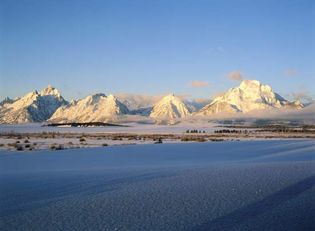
[186,130,206,134]
[260,128,313,133]
[214,129,248,134]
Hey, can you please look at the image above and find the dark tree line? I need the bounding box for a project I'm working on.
[186,130,206,134]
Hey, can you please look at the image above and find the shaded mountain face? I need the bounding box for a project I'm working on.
[0,97,16,107]
[49,94,129,123]
[150,94,191,120]
[129,107,153,116]
[0,85,67,124]
[197,80,303,116]
[184,98,212,112]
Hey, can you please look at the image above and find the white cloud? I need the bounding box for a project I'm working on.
[190,81,209,88]
[228,71,243,81]
[284,68,298,77]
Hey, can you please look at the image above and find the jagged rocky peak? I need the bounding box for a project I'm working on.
[158,93,179,102]
[239,80,279,102]
[197,79,303,115]
[82,93,107,104]
[0,85,67,124]
[164,93,175,99]
[150,93,191,120]
[49,93,129,123]
[239,79,266,89]
[40,84,58,95]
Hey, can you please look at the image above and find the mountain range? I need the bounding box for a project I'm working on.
[0,80,307,124]
[0,85,67,124]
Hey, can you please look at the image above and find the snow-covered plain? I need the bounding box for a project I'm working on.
[0,140,314,231]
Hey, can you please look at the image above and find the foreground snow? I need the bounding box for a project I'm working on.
[0,140,314,231]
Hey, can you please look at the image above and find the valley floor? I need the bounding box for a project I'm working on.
[0,140,314,230]
[0,123,314,151]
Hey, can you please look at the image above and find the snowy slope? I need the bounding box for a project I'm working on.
[49,93,129,123]
[150,94,191,120]
[197,80,303,115]
[0,85,67,124]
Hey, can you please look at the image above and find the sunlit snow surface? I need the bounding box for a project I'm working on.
[1,140,315,231]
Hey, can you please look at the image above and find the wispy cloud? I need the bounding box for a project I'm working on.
[290,91,313,103]
[190,81,209,88]
[284,68,298,77]
[227,71,243,81]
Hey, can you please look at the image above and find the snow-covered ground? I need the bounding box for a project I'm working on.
[0,140,314,230]
[1,123,314,151]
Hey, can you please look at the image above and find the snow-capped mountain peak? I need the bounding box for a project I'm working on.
[197,79,303,115]
[163,93,175,99]
[49,93,129,123]
[82,93,106,105]
[0,80,306,124]
[239,79,264,89]
[150,93,191,120]
[39,85,62,98]
[0,86,67,124]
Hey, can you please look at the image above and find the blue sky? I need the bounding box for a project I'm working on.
[1,0,314,101]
